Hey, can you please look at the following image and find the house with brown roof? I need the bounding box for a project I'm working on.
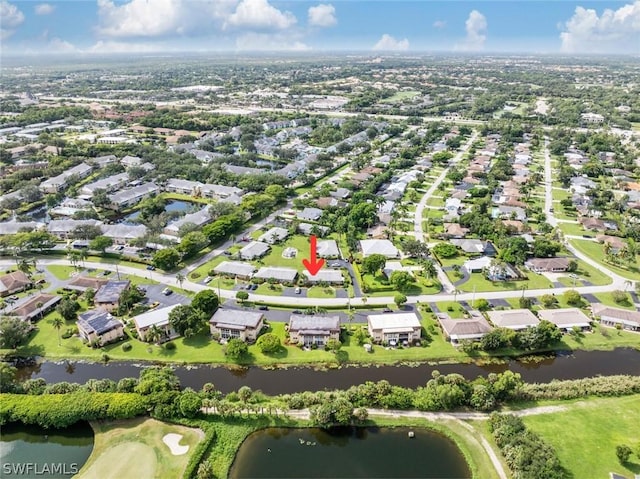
[442,223,469,239]
[525,257,571,273]
[596,235,626,253]
[437,312,492,344]
[581,217,606,231]
[501,220,525,233]
[7,293,61,321]
[67,276,109,292]
[591,303,640,332]
[0,271,32,297]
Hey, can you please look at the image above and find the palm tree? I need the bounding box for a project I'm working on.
[423,260,437,280]
[17,258,35,278]
[146,325,162,344]
[52,317,64,346]
[453,289,461,302]
[176,273,185,289]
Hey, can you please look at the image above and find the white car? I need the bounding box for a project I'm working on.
[204,276,212,284]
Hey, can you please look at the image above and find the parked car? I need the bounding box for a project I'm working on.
[328,261,341,268]
[149,301,160,309]
[258,305,269,311]
[204,276,212,284]
[250,284,258,290]
[292,309,302,314]
[162,288,172,296]
[383,308,393,313]
[146,265,155,271]
[295,287,301,294]
[9,295,19,301]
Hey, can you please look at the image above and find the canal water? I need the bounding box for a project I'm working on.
[0,422,94,479]
[13,348,640,394]
[230,427,471,479]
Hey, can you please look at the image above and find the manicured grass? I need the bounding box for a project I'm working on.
[558,222,592,237]
[187,256,227,280]
[522,395,640,479]
[571,259,613,286]
[307,286,337,298]
[592,292,635,310]
[426,196,445,207]
[571,239,640,280]
[551,188,571,201]
[47,264,77,280]
[435,301,467,318]
[456,272,553,293]
[77,418,203,479]
[253,235,311,269]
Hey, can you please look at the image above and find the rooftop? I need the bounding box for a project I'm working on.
[210,309,263,329]
[367,312,421,330]
[289,314,340,332]
[133,304,179,329]
[487,309,540,329]
[78,310,122,335]
[94,280,130,304]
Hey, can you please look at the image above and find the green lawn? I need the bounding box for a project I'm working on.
[456,272,553,293]
[47,265,78,280]
[435,301,467,318]
[570,258,613,286]
[558,222,592,237]
[523,395,640,479]
[592,291,635,310]
[77,418,203,479]
[307,286,337,298]
[571,239,640,280]
[426,196,445,207]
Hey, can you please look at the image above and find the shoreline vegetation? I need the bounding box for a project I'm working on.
[2,364,640,478]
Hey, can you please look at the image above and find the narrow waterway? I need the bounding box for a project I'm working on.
[13,348,640,394]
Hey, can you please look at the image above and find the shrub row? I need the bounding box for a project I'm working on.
[182,427,216,479]
[516,375,640,401]
[0,392,149,428]
[489,413,569,479]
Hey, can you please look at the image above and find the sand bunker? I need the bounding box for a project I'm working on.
[162,433,189,455]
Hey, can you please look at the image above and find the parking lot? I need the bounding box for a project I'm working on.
[141,284,190,308]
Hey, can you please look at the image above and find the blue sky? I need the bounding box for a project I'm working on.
[1,1,638,55]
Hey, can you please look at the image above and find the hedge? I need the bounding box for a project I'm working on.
[516,375,640,401]
[0,392,149,428]
[182,427,216,479]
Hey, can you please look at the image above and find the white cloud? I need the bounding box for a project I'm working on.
[0,1,24,39]
[372,33,409,51]
[35,3,55,15]
[433,20,446,29]
[560,1,640,54]
[308,4,336,28]
[46,37,77,53]
[456,10,487,51]
[235,32,310,51]
[226,0,296,31]
[96,0,236,38]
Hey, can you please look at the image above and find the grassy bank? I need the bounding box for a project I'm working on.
[522,395,640,479]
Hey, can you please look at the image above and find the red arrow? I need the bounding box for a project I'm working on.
[302,235,325,276]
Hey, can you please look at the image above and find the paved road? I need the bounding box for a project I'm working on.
[413,131,478,293]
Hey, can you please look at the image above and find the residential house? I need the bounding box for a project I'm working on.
[492,206,526,221]
[360,239,400,258]
[442,223,469,239]
[121,155,142,167]
[163,206,213,238]
[316,197,340,209]
[254,267,298,283]
[463,256,493,273]
[591,303,640,332]
[133,304,179,342]
[50,198,93,217]
[47,219,102,239]
[298,223,329,236]
[596,235,626,253]
[77,310,125,345]
[89,155,117,168]
[525,257,571,273]
[39,163,93,194]
[0,222,43,236]
[501,220,525,233]
[445,198,462,214]
[94,280,130,312]
[303,269,344,284]
[239,241,270,260]
[0,271,32,297]
[451,239,497,256]
[330,188,351,199]
[101,224,147,244]
[213,261,256,279]
[257,227,289,244]
[288,314,340,346]
[80,173,129,196]
[67,275,109,292]
[537,308,591,332]
[437,312,492,344]
[383,261,414,279]
[108,182,159,209]
[297,207,323,222]
[367,312,422,345]
[316,240,340,258]
[209,309,264,342]
[487,309,540,331]
[7,293,60,321]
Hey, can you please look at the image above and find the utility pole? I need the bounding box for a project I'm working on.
[217,276,222,299]
[115,263,120,281]
[472,285,476,308]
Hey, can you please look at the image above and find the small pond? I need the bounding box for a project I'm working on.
[229,427,471,478]
[121,199,194,224]
[0,422,94,478]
